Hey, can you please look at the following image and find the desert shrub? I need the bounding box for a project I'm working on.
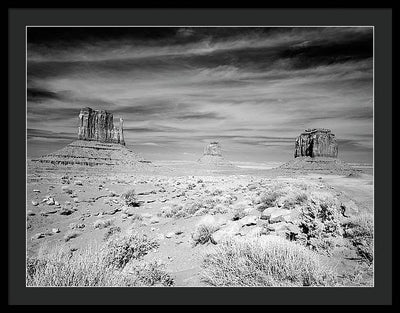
[93,218,114,230]
[103,226,121,241]
[256,190,282,211]
[129,213,144,222]
[26,244,173,287]
[159,198,228,219]
[104,232,159,269]
[192,218,220,246]
[158,204,186,218]
[282,192,309,210]
[121,189,140,207]
[232,203,248,221]
[342,214,373,264]
[201,236,336,286]
[296,201,343,253]
[127,260,174,286]
[63,230,82,242]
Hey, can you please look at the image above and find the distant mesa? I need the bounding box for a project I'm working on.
[31,107,151,168]
[78,107,125,145]
[281,128,354,174]
[294,128,338,158]
[197,142,235,167]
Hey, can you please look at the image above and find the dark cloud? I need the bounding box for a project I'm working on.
[26,27,374,163]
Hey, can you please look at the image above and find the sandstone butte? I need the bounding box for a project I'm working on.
[280,128,355,174]
[31,107,151,168]
[197,142,235,167]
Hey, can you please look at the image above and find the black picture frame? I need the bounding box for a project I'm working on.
[9,7,392,306]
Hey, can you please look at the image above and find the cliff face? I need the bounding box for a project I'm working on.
[294,128,338,158]
[78,107,125,145]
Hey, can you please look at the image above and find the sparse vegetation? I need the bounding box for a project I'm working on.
[343,214,373,264]
[296,200,343,253]
[256,190,282,211]
[121,189,140,207]
[93,218,114,229]
[192,218,220,246]
[26,239,173,286]
[159,198,229,219]
[104,232,159,269]
[201,236,336,286]
[127,260,174,286]
[282,192,308,210]
[103,226,121,241]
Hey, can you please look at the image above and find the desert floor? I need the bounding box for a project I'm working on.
[26,160,374,287]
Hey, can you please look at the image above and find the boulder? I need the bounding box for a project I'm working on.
[212,221,242,243]
[239,215,258,227]
[269,209,291,223]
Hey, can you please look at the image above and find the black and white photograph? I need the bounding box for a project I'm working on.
[26,26,374,287]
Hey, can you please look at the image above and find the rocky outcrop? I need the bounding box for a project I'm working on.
[294,128,338,158]
[78,107,125,145]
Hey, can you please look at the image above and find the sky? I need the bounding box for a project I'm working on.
[27,27,373,163]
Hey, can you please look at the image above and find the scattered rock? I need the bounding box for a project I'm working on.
[239,215,258,227]
[46,198,55,205]
[165,232,175,239]
[31,200,39,206]
[52,228,60,233]
[212,222,242,243]
[269,209,291,223]
[59,207,75,215]
[149,217,160,224]
[74,180,83,186]
[31,233,45,240]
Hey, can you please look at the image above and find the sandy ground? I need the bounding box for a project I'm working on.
[26,160,374,286]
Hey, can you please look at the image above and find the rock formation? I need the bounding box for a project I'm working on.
[203,141,223,157]
[280,128,355,174]
[197,142,235,167]
[294,128,338,158]
[78,107,125,145]
[31,108,152,168]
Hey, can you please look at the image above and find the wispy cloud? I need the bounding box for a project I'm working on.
[27,27,373,163]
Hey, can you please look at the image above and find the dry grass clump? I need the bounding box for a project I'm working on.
[121,189,140,207]
[103,226,121,241]
[255,190,282,212]
[127,260,174,286]
[296,198,343,253]
[282,192,308,210]
[201,236,336,287]
[342,214,373,264]
[192,217,220,246]
[93,218,114,230]
[27,233,171,287]
[159,198,229,219]
[104,232,159,269]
